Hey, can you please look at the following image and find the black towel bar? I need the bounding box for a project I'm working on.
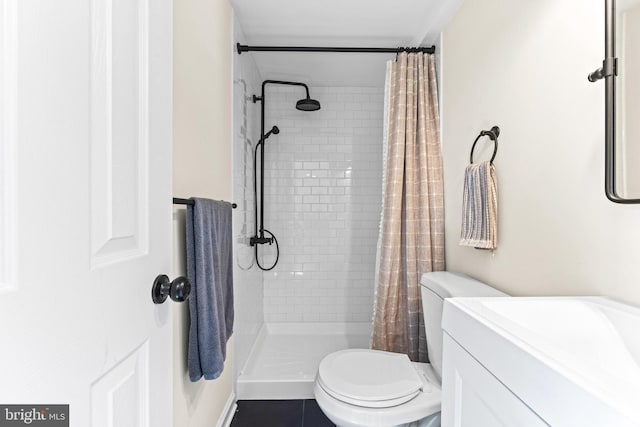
[173,197,237,209]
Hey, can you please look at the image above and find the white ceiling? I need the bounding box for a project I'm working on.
[231,0,463,87]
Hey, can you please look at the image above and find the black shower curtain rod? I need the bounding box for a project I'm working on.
[236,43,435,55]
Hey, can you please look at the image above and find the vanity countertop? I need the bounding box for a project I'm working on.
[443,296,640,426]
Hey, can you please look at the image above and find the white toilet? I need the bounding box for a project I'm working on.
[314,271,507,427]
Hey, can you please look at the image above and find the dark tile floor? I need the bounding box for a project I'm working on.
[230,399,335,427]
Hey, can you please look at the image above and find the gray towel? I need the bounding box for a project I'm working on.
[187,198,234,381]
[459,161,498,249]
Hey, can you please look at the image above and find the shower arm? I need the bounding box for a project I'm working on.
[252,80,311,245]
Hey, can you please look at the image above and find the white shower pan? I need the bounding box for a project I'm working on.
[237,322,372,399]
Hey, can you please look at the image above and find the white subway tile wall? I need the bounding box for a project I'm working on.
[260,86,384,322]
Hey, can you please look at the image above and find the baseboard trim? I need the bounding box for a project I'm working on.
[216,392,237,427]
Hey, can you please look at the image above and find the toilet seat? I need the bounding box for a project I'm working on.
[317,349,425,408]
[314,354,442,427]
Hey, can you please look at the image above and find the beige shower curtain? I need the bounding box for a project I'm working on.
[371,52,445,362]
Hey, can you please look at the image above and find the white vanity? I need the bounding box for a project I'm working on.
[441,297,640,426]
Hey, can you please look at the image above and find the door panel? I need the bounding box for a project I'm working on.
[91,342,150,427]
[0,1,173,426]
[90,0,150,267]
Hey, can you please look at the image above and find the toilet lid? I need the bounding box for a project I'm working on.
[317,349,423,408]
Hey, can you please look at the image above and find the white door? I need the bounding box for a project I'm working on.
[0,0,173,426]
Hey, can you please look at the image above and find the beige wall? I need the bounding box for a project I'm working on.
[173,0,234,426]
[441,0,640,305]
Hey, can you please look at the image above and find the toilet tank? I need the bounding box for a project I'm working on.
[420,272,507,380]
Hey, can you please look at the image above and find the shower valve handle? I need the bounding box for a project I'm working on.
[250,236,273,246]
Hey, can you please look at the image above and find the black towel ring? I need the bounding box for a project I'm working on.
[470,126,500,164]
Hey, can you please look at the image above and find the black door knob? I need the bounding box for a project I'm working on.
[152,274,191,304]
[170,276,191,302]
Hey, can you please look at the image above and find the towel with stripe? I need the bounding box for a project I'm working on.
[459,160,498,249]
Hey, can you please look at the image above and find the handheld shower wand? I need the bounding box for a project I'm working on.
[262,125,279,141]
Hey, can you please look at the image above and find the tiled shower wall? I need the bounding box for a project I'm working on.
[232,19,264,378]
[261,86,384,322]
